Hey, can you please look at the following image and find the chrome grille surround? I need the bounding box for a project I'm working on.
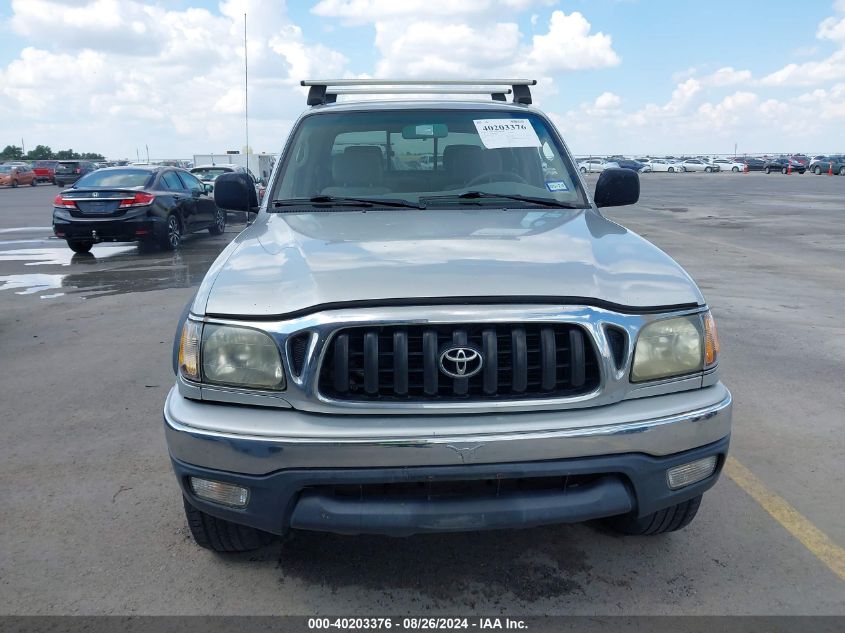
[177,304,710,415]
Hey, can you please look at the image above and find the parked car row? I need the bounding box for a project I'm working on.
[573,153,845,175]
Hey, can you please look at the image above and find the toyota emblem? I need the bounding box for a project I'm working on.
[438,346,483,379]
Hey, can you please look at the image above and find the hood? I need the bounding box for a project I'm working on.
[198,208,703,317]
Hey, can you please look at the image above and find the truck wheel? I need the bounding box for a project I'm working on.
[183,498,273,553]
[208,208,226,235]
[606,494,702,535]
[67,240,93,254]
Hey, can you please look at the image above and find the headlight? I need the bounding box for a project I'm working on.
[631,313,715,382]
[201,324,285,390]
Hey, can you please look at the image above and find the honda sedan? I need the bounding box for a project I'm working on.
[52,166,226,253]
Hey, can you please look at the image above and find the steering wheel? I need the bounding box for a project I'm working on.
[465,171,529,188]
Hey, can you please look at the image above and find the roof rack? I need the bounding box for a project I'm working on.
[300,79,537,107]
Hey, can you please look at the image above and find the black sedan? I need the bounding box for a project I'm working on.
[52,166,226,253]
[763,158,806,174]
[737,157,767,171]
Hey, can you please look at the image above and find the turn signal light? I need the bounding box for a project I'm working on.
[178,319,200,381]
[703,311,720,367]
[189,477,249,508]
[667,456,718,490]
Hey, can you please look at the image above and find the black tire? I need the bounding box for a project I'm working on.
[30,179,37,186]
[815,166,822,175]
[579,167,587,174]
[606,494,703,535]
[208,207,226,235]
[764,167,771,174]
[183,498,273,553]
[11,180,18,188]
[159,213,182,250]
[839,166,845,176]
[781,167,788,174]
[668,167,674,173]
[732,166,739,172]
[67,240,93,254]
[705,166,712,172]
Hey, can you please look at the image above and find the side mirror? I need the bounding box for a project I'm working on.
[203,183,213,194]
[594,168,639,208]
[214,172,259,213]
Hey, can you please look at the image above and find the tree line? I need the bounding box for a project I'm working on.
[1,144,105,161]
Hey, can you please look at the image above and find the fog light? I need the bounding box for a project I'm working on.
[667,456,718,490]
[189,477,249,507]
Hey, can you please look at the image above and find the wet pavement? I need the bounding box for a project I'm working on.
[0,185,238,300]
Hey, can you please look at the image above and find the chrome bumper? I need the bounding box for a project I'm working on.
[164,383,731,475]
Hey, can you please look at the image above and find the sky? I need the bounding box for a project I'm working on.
[1,0,844,159]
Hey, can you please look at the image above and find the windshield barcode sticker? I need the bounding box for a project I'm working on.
[473,119,541,149]
[546,181,568,192]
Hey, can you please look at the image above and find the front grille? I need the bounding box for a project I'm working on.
[312,474,601,502]
[318,323,600,402]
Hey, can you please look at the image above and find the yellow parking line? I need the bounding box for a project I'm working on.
[724,456,845,582]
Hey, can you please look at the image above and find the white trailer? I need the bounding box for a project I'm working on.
[192,153,276,184]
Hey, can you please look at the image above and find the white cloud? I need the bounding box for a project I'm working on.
[761,7,845,86]
[524,11,620,72]
[0,0,346,157]
[702,67,753,87]
[593,92,621,110]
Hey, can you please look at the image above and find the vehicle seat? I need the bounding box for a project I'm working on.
[442,144,502,189]
[323,146,391,195]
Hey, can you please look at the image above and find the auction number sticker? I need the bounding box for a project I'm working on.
[473,119,541,149]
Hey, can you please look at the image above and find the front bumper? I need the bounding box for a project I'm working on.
[165,383,731,536]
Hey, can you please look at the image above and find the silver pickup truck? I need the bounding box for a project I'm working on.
[165,80,731,552]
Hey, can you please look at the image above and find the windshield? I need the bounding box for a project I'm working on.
[191,168,232,180]
[75,169,152,188]
[272,110,588,208]
[0,166,11,173]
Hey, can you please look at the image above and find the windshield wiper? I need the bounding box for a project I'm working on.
[423,191,582,209]
[271,195,425,210]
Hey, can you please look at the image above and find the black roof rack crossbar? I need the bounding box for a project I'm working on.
[301,79,536,106]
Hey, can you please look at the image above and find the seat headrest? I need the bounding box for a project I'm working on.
[332,145,384,187]
[442,144,483,173]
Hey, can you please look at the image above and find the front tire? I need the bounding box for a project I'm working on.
[839,166,845,175]
[183,498,273,553]
[67,240,93,254]
[764,167,771,174]
[159,214,182,250]
[30,179,37,186]
[815,166,822,175]
[208,208,226,235]
[579,167,587,174]
[782,167,788,174]
[732,166,739,172]
[606,495,703,535]
[668,167,674,173]
[11,180,18,188]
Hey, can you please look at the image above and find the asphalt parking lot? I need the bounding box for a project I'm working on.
[1,173,843,615]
